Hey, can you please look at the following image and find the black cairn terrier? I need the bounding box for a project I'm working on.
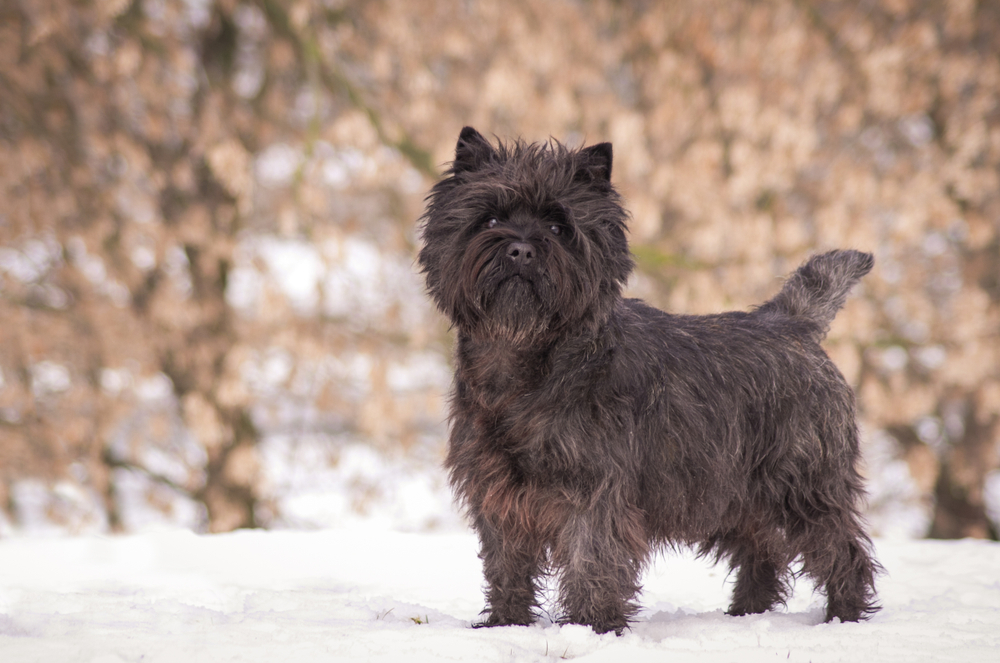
[418,127,880,634]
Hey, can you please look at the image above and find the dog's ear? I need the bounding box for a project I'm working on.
[454,126,495,172]
[580,142,613,182]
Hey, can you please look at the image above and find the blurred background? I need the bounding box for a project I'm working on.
[1,0,997,540]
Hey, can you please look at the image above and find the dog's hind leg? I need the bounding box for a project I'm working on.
[798,507,881,623]
[708,519,791,617]
[787,458,881,623]
[795,423,881,622]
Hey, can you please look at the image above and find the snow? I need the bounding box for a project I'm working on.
[226,233,433,331]
[1,529,998,662]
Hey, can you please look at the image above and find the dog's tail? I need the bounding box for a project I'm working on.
[758,250,874,342]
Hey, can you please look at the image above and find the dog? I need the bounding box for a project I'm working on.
[418,127,880,634]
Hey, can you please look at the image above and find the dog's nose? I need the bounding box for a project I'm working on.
[506,241,534,265]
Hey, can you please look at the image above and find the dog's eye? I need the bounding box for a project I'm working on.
[548,225,561,235]
[486,218,498,229]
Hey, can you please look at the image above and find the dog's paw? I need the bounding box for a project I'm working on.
[471,610,535,629]
[559,614,630,636]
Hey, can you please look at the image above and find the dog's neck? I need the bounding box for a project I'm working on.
[453,318,617,414]
[454,332,554,410]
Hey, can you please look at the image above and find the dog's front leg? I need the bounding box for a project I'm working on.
[552,504,647,635]
[472,513,545,627]
[468,480,558,628]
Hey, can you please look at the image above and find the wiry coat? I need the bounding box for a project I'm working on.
[418,127,881,634]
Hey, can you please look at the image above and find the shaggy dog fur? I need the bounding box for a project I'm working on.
[418,127,881,634]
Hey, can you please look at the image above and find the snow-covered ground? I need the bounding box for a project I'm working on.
[1,528,997,662]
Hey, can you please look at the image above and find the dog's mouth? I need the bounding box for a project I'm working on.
[494,271,540,300]
[498,272,534,287]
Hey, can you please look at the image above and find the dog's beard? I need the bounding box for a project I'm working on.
[464,250,557,342]
[482,274,549,338]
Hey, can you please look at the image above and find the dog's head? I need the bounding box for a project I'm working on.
[418,127,633,342]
